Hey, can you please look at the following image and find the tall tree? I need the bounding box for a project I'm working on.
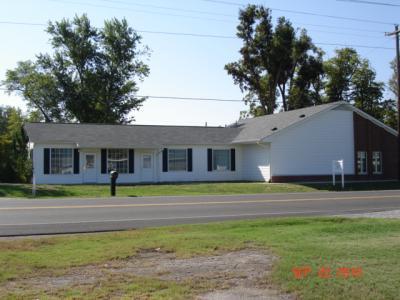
[385,58,399,130]
[389,58,398,98]
[0,107,31,183]
[3,15,149,124]
[324,48,361,103]
[351,59,384,119]
[225,5,275,116]
[225,5,321,116]
[287,49,325,110]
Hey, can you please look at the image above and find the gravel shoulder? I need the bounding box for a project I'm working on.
[1,249,295,300]
[341,209,400,218]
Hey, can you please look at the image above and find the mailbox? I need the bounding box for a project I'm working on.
[110,170,119,196]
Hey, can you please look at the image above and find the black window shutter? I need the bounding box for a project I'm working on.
[128,149,134,173]
[230,148,236,171]
[73,149,79,174]
[187,148,193,172]
[162,148,168,172]
[207,148,212,172]
[43,148,50,174]
[101,149,107,174]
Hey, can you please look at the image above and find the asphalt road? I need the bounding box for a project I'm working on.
[1,190,400,236]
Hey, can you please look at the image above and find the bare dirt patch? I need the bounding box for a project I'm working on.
[2,249,295,299]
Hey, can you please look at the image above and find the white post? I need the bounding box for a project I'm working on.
[332,160,345,189]
[32,173,36,197]
[341,160,345,189]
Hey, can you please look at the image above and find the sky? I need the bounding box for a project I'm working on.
[0,0,398,126]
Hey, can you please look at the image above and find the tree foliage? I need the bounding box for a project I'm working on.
[225,5,323,116]
[287,50,324,110]
[0,107,31,183]
[385,59,399,130]
[3,15,149,124]
[389,58,398,98]
[324,48,361,103]
[228,7,396,129]
[324,48,397,129]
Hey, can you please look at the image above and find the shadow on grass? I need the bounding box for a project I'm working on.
[302,181,400,192]
[0,184,76,198]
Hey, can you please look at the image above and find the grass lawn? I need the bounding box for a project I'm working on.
[1,181,400,198]
[1,217,400,299]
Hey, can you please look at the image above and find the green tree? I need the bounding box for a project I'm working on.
[3,15,149,124]
[0,107,31,183]
[385,59,399,130]
[287,50,325,109]
[324,48,361,103]
[351,59,384,119]
[225,5,322,116]
[389,58,398,98]
[325,49,397,130]
[380,99,397,130]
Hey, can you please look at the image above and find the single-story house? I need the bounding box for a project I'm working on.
[24,101,398,184]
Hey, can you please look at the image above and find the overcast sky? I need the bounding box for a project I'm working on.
[0,0,397,126]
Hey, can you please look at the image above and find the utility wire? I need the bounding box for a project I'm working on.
[0,19,387,35]
[295,22,386,34]
[337,0,400,7]
[315,42,393,49]
[0,88,244,102]
[0,21,393,49]
[137,95,243,102]
[96,0,235,17]
[50,0,396,26]
[200,0,396,25]
[48,0,233,23]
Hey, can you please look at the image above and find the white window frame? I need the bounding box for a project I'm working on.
[168,149,187,172]
[372,151,383,175]
[107,149,128,174]
[142,154,152,169]
[50,148,73,175]
[357,151,368,175]
[212,149,231,172]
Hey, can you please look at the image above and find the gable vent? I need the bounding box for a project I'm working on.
[299,114,306,118]
[271,127,278,131]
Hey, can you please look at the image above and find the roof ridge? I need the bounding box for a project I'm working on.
[25,122,230,129]
[239,102,341,123]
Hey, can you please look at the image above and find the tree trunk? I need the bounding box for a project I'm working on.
[278,84,287,111]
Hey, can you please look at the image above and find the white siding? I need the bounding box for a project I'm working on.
[32,144,244,184]
[241,144,270,181]
[158,145,243,182]
[33,144,83,184]
[270,109,355,176]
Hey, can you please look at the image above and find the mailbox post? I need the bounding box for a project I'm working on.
[110,170,119,196]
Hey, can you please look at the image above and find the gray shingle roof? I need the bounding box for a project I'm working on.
[24,102,343,148]
[24,123,241,148]
[231,102,341,143]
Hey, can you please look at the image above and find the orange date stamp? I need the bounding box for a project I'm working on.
[292,266,363,279]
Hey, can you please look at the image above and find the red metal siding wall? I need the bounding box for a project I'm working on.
[353,112,398,180]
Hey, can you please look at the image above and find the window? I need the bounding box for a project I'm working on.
[213,149,230,171]
[143,154,152,169]
[85,154,95,169]
[357,151,367,175]
[372,152,382,174]
[168,149,187,171]
[107,149,128,173]
[50,148,73,174]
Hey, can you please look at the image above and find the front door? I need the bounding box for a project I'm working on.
[83,153,97,183]
[141,152,154,182]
